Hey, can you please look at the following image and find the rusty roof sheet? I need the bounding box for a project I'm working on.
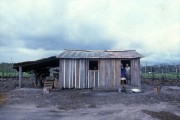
[58,50,143,59]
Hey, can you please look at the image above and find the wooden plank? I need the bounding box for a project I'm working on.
[99,60,102,86]
[98,70,99,87]
[89,70,94,88]
[107,60,111,87]
[105,60,111,87]
[88,70,91,88]
[95,71,98,87]
[59,60,63,89]
[70,60,73,88]
[131,59,135,86]
[105,60,108,86]
[79,59,86,88]
[88,69,90,88]
[99,60,106,87]
[79,59,81,88]
[118,59,122,86]
[115,59,121,87]
[63,59,66,88]
[113,60,116,86]
[92,71,95,88]
[85,60,88,88]
[75,60,77,88]
[89,70,91,88]
[131,59,141,88]
[65,60,68,88]
[76,60,79,88]
[110,60,114,87]
[73,59,76,88]
[138,59,141,87]
[69,60,71,88]
[66,60,70,88]
[72,59,76,88]
[81,60,86,88]
[64,59,71,88]
[79,59,84,88]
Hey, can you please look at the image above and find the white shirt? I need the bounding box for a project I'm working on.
[125,67,130,74]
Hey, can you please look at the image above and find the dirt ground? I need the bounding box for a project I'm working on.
[0,78,180,120]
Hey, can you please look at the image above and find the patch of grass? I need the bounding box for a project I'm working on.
[142,73,179,80]
[0,71,32,77]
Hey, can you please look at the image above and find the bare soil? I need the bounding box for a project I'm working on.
[0,78,180,120]
[0,78,34,92]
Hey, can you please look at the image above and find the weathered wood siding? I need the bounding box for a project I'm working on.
[59,59,63,88]
[59,58,141,89]
[99,59,121,87]
[131,59,141,88]
[88,70,99,88]
[59,59,87,89]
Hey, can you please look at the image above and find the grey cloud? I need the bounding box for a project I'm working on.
[0,0,180,64]
[17,21,114,50]
[21,34,114,50]
[129,41,144,50]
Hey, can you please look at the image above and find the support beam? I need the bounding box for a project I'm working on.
[19,66,22,88]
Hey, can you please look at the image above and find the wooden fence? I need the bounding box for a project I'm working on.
[141,65,180,84]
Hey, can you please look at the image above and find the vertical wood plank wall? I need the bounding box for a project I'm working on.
[131,59,141,88]
[99,59,121,87]
[59,59,140,89]
[59,59,87,89]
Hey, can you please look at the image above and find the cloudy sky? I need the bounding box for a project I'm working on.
[0,0,180,65]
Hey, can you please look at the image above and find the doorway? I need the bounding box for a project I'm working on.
[121,60,131,84]
[121,60,131,68]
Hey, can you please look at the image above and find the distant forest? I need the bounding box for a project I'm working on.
[0,63,31,77]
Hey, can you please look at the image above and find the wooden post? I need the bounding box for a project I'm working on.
[33,73,37,87]
[19,66,22,88]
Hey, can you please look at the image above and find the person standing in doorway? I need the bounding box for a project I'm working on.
[125,64,131,84]
[121,64,125,78]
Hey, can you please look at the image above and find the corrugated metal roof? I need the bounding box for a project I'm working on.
[58,50,143,59]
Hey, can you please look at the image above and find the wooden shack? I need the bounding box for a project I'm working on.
[58,50,143,89]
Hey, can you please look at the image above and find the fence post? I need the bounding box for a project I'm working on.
[19,66,22,88]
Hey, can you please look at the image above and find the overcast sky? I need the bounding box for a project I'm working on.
[0,0,180,65]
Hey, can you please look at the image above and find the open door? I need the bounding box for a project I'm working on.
[121,60,131,84]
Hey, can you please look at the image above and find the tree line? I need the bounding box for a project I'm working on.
[0,63,32,78]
